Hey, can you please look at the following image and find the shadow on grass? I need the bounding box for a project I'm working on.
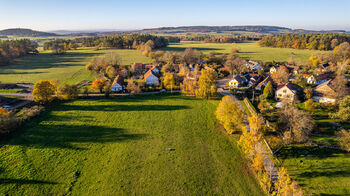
[161,46,224,52]
[7,124,147,150]
[0,178,58,185]
[276,145,341,159]
[298,170,350,178]
[3,52,100,70]
[53,104,190,112]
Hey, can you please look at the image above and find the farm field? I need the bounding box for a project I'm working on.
[162,41,330,64]
[0,94,264,195]
[0,48,151,85]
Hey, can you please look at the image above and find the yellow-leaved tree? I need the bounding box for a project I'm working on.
[215,95,245,134]
[32,80,57,104]
[163,73,175,90]
[238,114,263,155]
[195,68,217,99]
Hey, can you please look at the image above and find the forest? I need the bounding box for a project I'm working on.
[181,35,263,43]
[0,39,38,66]
[80,34,169,49]
[258,33,350,50]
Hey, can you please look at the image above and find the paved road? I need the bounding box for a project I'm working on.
[0,93,33,98]
[216,77,278,182]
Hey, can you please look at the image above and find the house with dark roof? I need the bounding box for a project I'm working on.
[312,80,337,103]
[112,75,125,92]
[275,82,298,101]
[245,73,262,87]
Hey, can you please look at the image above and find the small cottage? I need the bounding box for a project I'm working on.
[229,75,248,88]
[112,75,125,92]
[144,70,159,85]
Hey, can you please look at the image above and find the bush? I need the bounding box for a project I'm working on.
[337,129,350,152]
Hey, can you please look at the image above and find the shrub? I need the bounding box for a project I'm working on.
[337,129,350,152]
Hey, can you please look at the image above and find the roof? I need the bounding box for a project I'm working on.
[145,64,154,69]
[232,75,246,83]
[112,75,124,86]
[315,79,333,90]
[303,74,311,78]
[277,82,298,92]
[133,62,144,69]
[256,76,274,88]
[144,70,159,80]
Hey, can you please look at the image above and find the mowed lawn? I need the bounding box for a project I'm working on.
[0,48,151,84]
[0,94,264,195]
[162,41,330,64]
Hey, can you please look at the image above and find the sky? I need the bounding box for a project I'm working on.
[0,0,349,31]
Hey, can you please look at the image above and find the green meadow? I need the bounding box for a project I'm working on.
[0,48,151,84]
[0,94,264,195]
[162,41,330,64]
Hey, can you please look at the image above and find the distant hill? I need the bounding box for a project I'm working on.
[0,28,57,37]
[137,25,347,35]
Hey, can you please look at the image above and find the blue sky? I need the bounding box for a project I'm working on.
[1,0,349,31]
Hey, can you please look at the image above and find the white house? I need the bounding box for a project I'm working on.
[229,75,247,88]
[112,75,125,92]
[144,70,159,85]
[303,74,328,85]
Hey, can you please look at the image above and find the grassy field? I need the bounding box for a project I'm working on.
[275,103,350,195]
[0,48,151,85]
[0,94,264,195]
[162,41,330,64]
[277,145,350,195]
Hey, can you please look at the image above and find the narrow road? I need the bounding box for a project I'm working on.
[216,77,278,181]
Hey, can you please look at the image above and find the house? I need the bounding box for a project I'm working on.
[270,66,278,74]
[285,65,300,74]
[150,66,159,74]
[303,74,328,85]
[111,75,125,92]
[131,62,144,72]
[245,60,262,71]
[229,75,248,88]
[144,70,159,85]
[245,73,262,87]
[255,76,274,91]
[275,82,298,102]
[319,62,331,72]
[312,80,337,103]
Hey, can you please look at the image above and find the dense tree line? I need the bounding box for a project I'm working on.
[258,33,350,50]
[43,40,79,54]
[181,35,262,43]
[0,39,38,66]
[81,34,169,49]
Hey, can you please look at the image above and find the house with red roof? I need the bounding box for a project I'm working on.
[112,75,125,92]
[144,70,159,85]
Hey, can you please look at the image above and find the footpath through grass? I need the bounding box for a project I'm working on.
[0,94,264,195]
[0,48,151,84]
[162,41,330,64]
